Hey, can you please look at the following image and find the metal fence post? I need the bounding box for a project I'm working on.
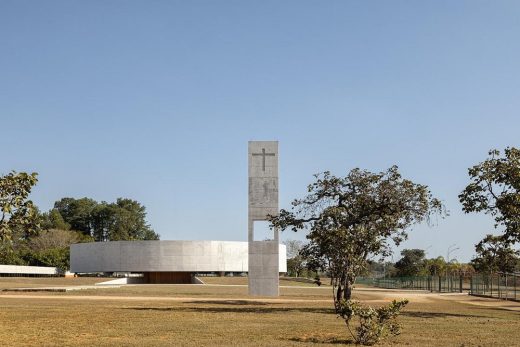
[505,274,508,301]
[498,274,501,299]
[459,275,463,293]
[438,275,441,293]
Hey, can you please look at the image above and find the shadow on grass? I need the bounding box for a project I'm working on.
[402,311,488,319]
[287,336,353,345]
[123,301,335,314]
[184,300,269,305]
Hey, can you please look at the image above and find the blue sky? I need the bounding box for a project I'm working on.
[1,1,519,262]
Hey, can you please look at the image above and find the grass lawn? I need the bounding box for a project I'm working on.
[1,277,519,346]
[0,277,107,289]
[201,276,324,287]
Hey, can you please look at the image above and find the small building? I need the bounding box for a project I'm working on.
[70,240,287,284]
[0,264,59,277]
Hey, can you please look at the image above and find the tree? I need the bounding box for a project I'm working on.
[0,171,39,247]
[269,166,444,308]
[283,240,307,277]
[394,249,426,277]
[40,209,71,231]
[471,234,519,274]
[53,197,159,241]
[423,256,446,276]
[90,202,115,241]
[25,229,93,270]
[90,199,159,241]
[459,147,520,244]
[110,198,158,240]
[28,229,88,251]
[27,248,70,270]
[284,239,305,259]
[458,263,476,277]
[54,197,97,235]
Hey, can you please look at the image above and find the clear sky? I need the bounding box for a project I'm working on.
[1,1,519,262]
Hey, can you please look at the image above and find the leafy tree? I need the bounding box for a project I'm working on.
[53,197,158,241]
[0,171,39,252]
[459,147,520,244]
[423,256,446,276]
[286,257,302,277]
[394,249,426,277]
[25,229,93,270]
[90,202,115,241]
[26,247,71,270]
[40,209,71,231]
[110,198,158,240]
[270,166,444,309]
[283,240,307,277]
[90,199,159,241]
[457,263,476,277]
[471,234,519,273]
[284,239,305,259]
[54,197,97,235]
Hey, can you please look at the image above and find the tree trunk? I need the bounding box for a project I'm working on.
[336,285,343,303]
[343,281,352,300]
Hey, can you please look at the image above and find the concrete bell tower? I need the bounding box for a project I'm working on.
[247,141,279,296]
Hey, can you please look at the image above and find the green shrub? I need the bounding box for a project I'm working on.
[26,248,70,270]
[337,299,409,345]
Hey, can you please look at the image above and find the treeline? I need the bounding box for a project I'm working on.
[374,249,476,278]
[0,171,158,270]
[286,244,520,279]
[41,197,159,242]
[370,245,520,278]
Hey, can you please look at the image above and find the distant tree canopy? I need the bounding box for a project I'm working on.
[471,234,519,274]
[48,197,159,241]
[394,249,426,277]
[25,229,93,270]
[367,254,476,278]
[282,240,307,277]
[459,147,520,244]
[0,171,157,269]
[423,256,447,276]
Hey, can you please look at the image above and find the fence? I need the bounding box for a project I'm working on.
[470,273,520,301]
[357,275,464,293]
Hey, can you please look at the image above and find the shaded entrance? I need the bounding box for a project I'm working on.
[143,272,192,284]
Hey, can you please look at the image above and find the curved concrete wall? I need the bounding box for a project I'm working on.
[70,240,287,273]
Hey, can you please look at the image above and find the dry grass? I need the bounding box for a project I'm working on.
[201,276,325,287]
[0,276,107,289]
[1,278,519,346]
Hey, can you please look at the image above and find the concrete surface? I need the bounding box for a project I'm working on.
[248,141,280,296]
[71,240,286,274]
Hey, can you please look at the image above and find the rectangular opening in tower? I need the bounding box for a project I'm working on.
[253,220,274,241]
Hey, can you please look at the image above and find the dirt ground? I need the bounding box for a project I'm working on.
[1,277,519,346]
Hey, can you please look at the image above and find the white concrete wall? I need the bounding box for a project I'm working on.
[0,264,58,275]
[71,241,287,274]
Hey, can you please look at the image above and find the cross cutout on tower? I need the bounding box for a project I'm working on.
[252,148,276,171]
